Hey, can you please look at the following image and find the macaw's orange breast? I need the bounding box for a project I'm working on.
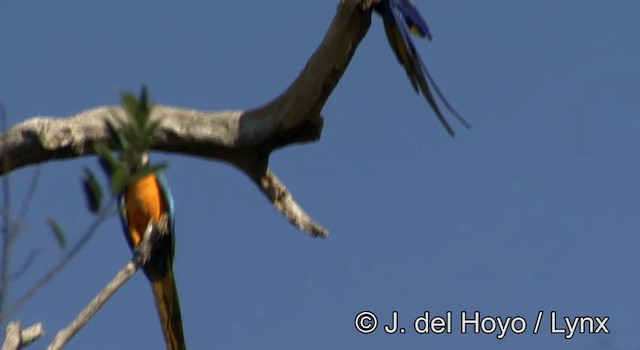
[124,174,169,247]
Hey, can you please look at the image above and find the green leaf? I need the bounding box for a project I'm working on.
[111,168,128,195]
[47,218,67,251]
[139,85,149,106]
[82,168,103,213]
[110,86,161,180]
[120,92,139,120]
[93,141,110,156]
[141,120,160,145]
[135,86,151,127]
[94,142,123,178]
[106,120,125,150]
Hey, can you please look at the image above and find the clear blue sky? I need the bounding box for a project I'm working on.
[2,1,639,349]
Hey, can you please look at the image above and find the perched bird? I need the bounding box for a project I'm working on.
[374,0,471,137]
[119,154,185,350]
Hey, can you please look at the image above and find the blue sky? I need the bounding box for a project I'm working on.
[2,1,639,349]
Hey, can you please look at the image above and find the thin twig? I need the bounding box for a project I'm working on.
[2,321,45,350]
[1,321,20,350]
[9,248,44,281]
[48,220,156,349]
[47,260,139,350]
[18,322,44,348]
[0,198,117,323]
[15,168,42,240]
[255,169,328,238]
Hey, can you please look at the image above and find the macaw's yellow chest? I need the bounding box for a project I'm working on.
[124,174,169,247]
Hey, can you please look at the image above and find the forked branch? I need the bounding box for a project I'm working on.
[0,0,375,237]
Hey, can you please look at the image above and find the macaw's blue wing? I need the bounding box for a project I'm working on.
[374,0,470,137]
[156,172,175,238]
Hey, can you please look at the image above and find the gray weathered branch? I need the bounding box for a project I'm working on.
[47,261,138,350]
[0,0,374,238]
[1,322,44,350]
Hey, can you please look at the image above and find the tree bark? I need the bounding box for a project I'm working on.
[0,0,377,237]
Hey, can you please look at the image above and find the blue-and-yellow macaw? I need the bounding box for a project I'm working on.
[119,155,185,350]
[374,0,471,137]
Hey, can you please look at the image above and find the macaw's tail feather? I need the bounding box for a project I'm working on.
[414,69,456,137]
[422,67,472,130]
[375,0,471,137]
[150,268,186,350]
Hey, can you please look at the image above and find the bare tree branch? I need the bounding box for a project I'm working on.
[47,261,138,350]
[49,217,170,349]
[0,0,374,237]
[256,170,328,238]
[0,0,371,174]
[0,1,380,348]
[1,321,44,350]
[1,322,19,350]
[18,323,44,348]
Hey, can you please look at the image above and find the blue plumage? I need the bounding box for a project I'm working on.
[374,0,470,137]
